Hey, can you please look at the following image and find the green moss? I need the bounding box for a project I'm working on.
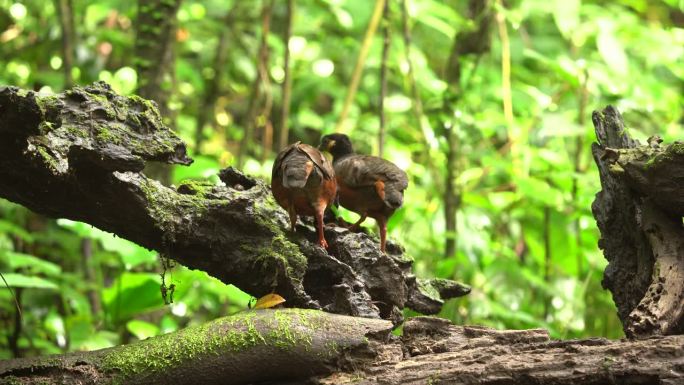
[669,142,684,154]
[62,124,89,139]
[95,126,123,144]
[268,308,313,349]
[101,309,324,382]
[35,145,61,173]
[177,180,214,198]
[35,95,62,131]
[246,194,308,281]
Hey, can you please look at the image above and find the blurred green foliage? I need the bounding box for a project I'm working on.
[1,0,683,358]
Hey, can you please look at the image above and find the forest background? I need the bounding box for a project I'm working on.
[0,0,683,359]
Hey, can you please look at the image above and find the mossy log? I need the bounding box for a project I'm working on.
[591,105,684,337]
[0,309,393,384]
[0,82,469,323]
[1,309,682,385]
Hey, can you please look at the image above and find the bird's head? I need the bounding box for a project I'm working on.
[319,133,354,160]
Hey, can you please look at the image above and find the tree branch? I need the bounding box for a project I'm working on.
[0,83,468,324]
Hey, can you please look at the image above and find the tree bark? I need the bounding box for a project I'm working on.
[591,105,684,337]
[1,310,682,385]
[0,83,468,325]
[194,6,237,153]
[55,0,75,88]
[134,0,181,121]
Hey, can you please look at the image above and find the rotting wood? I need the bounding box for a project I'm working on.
[591,105,684,337]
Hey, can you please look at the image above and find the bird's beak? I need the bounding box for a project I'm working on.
[319,139,335,152]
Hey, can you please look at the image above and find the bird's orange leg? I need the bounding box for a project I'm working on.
[377,216,387,252]
[287,205,298,232]
[314,203,328,249]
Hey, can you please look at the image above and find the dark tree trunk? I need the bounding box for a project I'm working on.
[194,7,237,153]
[134,0,182,184]
[277,0,294,151]
[443,0,492,259]
[55,0,75,88]
[591,105,684,337]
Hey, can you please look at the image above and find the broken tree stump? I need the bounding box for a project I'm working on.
[591,105,684,337]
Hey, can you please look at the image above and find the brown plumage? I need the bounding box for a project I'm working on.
[271,142,337,248]
[319,134,408,252]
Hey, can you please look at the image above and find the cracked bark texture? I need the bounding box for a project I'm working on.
[2,310,682,385]
[0,82,469,325]
[591,105,684,337]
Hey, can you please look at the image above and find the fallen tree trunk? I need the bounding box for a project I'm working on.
[0,83,468,323]
[1,310,682,385]
[591,106,684,337]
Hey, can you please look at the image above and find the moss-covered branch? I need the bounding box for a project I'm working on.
[0,309,393,384]
[0,82,468,322]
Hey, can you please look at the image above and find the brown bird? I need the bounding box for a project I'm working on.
[319,134,408,252]
[271,142,337,248]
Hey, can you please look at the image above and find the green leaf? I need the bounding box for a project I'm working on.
[596,20,628,76]
[172,155,220,183]
[103,273,162,323]
[56,220,156,268]
[0,273,59,290]
[384,94,412,113]
[0,220,34,242]
[126,319,160,340]
[553,0,580,38]
[76,330,119,351]
[1,251,61,276]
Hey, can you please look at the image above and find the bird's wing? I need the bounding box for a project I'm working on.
[336,155,407,189]
[272,142,300,180]
[296,143,335,180]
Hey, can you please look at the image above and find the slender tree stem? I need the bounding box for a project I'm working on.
[543,205,551,318]
[378,0,390,157]
[335,0,385,132]
[572,68,589,277]
[56,0,75,87]
[278,0,294,150]
[81,238,101,317]
[239,0,273,167]
[258,0,274,162]
[195,7,236,153]
[8,288,22,358]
